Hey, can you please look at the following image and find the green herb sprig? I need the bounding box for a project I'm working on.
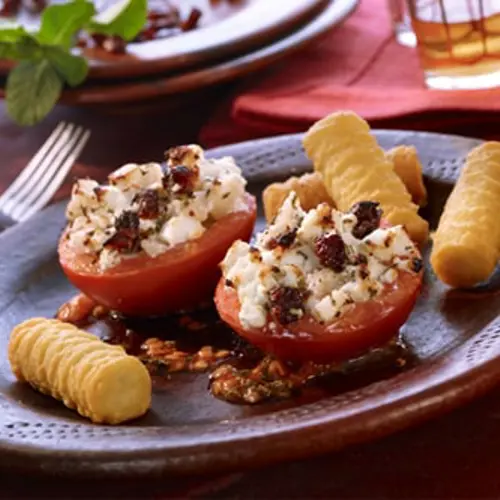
[0,0,147,126]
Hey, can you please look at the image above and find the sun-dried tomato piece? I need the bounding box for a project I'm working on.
[135,190,160,219]
[0,0,21,16]
[105,232,140,253]
[90,33,126,54]
[411,257,423,273]
[181,7,202,31]
[115,210,139,231]
[315,233,347,272]
[351,253,368,266]
[76,36,88,48]
[105,211,140,253]
[171,165,198,193]
[102,35,127,54]
[135,25,157,42]
[148,6,180,25]
[350,201,382,239]
[266,228,297,250]
[90,33,107,47]
[269,286,305,325]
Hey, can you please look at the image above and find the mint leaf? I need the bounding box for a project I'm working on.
[0,35,43,61]
[88,0,147,41]
[0,24,28,43]
[0,25,39,60]
[37,0,95,48]
[6,60,63,126]
[45,47,88,86]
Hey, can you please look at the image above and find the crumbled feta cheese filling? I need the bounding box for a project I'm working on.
[65,144,249,271]
[221,193,422,330]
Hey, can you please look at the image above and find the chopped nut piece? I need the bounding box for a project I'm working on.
[190,359,209,371]
[92,304,109,318]
[140,338,232,374]
[210,359,295,404]
[56,294,97,324]
[267,359,288,378]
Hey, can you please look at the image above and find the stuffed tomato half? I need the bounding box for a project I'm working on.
[215,194,423,363]
[59,145,256,316]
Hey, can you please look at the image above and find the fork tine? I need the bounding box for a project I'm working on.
[10,126,88,221]
[1,123,76,217]
[0,122,67,209]
[19,129,91,221]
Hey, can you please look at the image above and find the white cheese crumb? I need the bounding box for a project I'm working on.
[99,248,121,270]
[65,145,249,271]
[108,162,163,193]
[258,192,304,247]
[364,226,413,262]
[66,179,100,218]
[221,192,421,329]
[307,269,341,298]
[240,302,267,329]
[160,215,204,246]
[140,238,168,258]
[311,295,336,323]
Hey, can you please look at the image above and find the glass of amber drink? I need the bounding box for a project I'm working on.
[388,0,416,47]
[408,0,500,89]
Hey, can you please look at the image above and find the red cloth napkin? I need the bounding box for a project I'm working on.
[200,0,500,147]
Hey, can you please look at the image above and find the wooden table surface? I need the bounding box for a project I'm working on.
[2,93,500,500]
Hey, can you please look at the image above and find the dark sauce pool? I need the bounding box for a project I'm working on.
[62,299,418,405]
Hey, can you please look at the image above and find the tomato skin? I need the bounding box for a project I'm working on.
[214,269,422,363]
[59,194,256,317]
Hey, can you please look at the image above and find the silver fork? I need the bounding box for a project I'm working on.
[0,122,91,227]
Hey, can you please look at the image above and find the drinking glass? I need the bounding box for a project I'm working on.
[408,0,500,89]
[388,0,417,47]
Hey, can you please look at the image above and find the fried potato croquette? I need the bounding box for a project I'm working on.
[303,111,429,244]
[430,142,500,288]
[8,318,152,424]
[263,173,333,222]
[262,145,428,222]
[386,145,427,207]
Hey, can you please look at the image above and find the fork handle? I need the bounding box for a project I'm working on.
[0,212,17,230]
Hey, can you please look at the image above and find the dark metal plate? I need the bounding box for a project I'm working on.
[1,131,499,479]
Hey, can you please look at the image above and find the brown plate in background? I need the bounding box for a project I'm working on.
[0,0,358,105]
[0,0,327,79]
[0,130,500,478]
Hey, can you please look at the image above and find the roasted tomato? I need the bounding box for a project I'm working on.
[214,268,423,363]
[59,194,257,317]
